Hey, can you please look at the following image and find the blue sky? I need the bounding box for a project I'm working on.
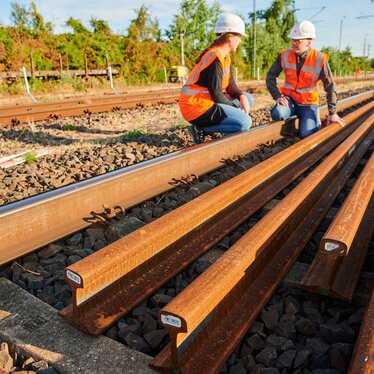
[0,0,373,57]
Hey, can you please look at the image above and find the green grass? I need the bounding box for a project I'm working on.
[175,121,188,129]
[62,123,78,131]
[24,152,37,163]
[122,129,148,140]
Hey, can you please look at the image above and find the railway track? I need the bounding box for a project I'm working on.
[0,83,259,126]
[1,77,372,126]
[0,92,372,265]
[150,113,374,373]
[0,90,373,373]
[0,90,180,126]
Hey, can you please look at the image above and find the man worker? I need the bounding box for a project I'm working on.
[266,20,344,139]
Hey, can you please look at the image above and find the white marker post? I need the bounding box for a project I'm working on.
[108,66,118,95]
[21,67,36,103]
[163,66,170,90]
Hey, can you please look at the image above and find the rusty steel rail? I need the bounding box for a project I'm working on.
[58,104,373,335]
[150,114,374,374]
[320,151,374,256]
[0,92,372,266]
[0,117,297,266]
[0,89,180,114]
[0,91,179,125]
[300,152,374,302]
[0,85,372,126]
[0,82,260,126]
[348,284,374,373]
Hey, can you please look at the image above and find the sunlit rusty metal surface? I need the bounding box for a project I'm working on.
[59,109,372,335]
[0,82,264,125]
[0,118,296,266]
[300,152,374,302]
[1,95,372,266]
[320,152,374,256]
[348,285,374,373]
[0,90,179,125]
[0,86,372,126]
[150,114,374,374]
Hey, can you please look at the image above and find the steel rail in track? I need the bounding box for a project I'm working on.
[58,103,373,336]
[0,118,294,266]
[0,93,372,266]
[1,85,370,122]
[1,78,372,126]
[348,285,374,374]
[0,89,178,112]
[0,83,261,126]
[150,114,374,374]
[300,153,374,302]
[0,91,180,125]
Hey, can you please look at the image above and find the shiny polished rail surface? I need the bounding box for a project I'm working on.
[150,114,374,373]
[300,152,374,302]
[0,92,372,266]
[58,103,373,336]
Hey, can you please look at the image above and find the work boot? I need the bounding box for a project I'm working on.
[188,125,205,144]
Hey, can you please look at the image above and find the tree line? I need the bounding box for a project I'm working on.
[0,0,372,84]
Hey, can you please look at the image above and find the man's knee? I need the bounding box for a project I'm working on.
[271,105,291,121]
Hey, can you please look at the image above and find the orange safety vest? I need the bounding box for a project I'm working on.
[179,46,231,121]
[280,48,327,105]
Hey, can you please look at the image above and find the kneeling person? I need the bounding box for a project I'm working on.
[266,20,344,139]
[179,13,254,144]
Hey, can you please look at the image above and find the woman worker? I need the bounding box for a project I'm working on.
[179,13,254,144]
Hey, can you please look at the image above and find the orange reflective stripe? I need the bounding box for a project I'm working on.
[179,46,231,121]
[280,48,326,105]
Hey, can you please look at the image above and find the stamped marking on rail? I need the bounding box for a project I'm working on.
[161,314,182,328]
[324,242,339,251]
[66,270,82,285]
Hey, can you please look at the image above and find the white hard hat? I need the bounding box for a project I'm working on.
[288,20,316,39]
[214,14,247,36]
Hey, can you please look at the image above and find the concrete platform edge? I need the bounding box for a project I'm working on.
[0,277,155,374]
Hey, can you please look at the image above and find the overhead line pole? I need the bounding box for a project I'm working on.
[337,16,345,76]
[252,0,256,78]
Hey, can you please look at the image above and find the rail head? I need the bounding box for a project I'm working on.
[157,113,374,359]
[319,151,374,256]
[320,239,348,256]
[62,102,374,310]
[63,114,362,307]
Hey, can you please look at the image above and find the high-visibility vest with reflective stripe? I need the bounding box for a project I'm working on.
[280,48,326,105]
[179,47,231,121]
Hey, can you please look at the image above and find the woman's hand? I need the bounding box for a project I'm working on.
[239,94,251,114]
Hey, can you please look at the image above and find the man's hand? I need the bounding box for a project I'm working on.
[327,113,345,127]
[239,94,251,114]
[276,96,289,106]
